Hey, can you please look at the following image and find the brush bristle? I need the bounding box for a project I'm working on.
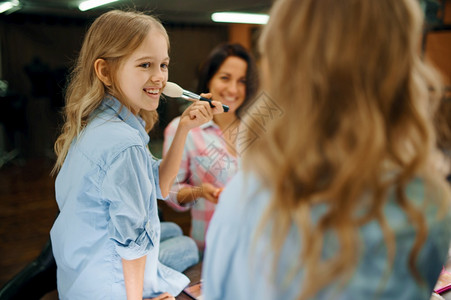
[162,82,183,98]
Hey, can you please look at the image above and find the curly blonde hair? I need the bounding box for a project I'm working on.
[53,10,168,174]
[243,0,450,298]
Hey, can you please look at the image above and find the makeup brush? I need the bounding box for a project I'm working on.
[162,82,229,112]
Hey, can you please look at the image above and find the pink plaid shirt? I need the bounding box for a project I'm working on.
[163,117,239,251]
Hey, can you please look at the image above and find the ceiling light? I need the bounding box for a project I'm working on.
[211,12,269,25]
[0,0,20,14]
[78,0,119,11]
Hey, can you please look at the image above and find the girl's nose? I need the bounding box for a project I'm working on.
[151,69,165,83]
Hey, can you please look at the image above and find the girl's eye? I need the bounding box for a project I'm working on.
[161,63,169,70]
[140,62,151,68]
[220,76,229,81]
[239,79,247,85]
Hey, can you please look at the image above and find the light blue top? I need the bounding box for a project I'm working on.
[203,170,451,300]
[50,96,189,300]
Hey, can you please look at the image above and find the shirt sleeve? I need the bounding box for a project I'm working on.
[163,118,195,211]
[150,156,168,201]
[102,145,157,260]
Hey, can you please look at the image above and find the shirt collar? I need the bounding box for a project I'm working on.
[101,95,150,145]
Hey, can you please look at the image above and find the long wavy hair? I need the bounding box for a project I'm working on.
[243,0,450,298]
[53,10,168,174]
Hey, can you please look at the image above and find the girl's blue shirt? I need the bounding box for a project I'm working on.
[50,96,189,299]
[203,170,451,300]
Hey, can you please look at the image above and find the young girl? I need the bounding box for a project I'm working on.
[50,10,223,300]
[162,43,258,252]
[203,0,451,299]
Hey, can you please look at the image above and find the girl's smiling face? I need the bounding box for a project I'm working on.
[116,28,169,114]
[208,56,247,113]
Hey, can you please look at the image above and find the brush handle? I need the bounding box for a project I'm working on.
[182,89,229,112]
[199,96,230,112]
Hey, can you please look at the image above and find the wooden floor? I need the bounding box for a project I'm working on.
[0,157,191,298]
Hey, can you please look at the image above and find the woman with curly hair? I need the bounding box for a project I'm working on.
[203,0,451,299]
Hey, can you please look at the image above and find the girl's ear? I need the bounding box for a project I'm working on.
[94,58,112,86]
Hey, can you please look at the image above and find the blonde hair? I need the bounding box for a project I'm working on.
[53,10,168,174]
[244,0,450,298]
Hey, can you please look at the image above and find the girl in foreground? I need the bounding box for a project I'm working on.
[50,10,222,299]
[203,0,451,299]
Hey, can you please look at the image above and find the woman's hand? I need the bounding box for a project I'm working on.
[177,183,223,205]
[179,93,224,130]
[159,93,223,198]
[200,182,222,204]
[144,292,175,300]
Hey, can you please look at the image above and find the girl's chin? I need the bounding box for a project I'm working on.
[139,100,159,112]
[144,104,159,112]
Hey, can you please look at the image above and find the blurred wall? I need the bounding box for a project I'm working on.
[424,0,451,85]
[424,0,451,151]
